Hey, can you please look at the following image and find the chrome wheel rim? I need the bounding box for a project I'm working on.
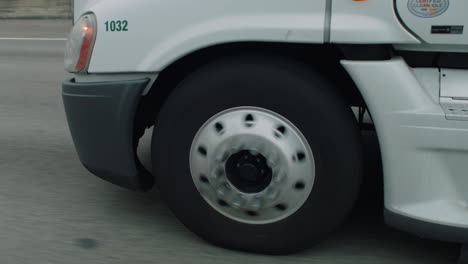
[189,107,315,224]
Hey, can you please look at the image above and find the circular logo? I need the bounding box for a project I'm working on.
[408,0,449,18]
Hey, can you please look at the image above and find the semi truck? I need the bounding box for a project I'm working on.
[62,0,468,258]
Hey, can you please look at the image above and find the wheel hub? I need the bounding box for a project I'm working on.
[189,107,315,224]
[226,150,272,193]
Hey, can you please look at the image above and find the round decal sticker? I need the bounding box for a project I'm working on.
[408,0,449,18]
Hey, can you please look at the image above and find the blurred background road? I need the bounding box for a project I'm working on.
[0,18,462,264]
[0,0,71,19]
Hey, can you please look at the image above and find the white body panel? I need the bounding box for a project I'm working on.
[73,0,101,22]
[84,0,327,73]
[395,0,468,45]
[330,1,419,44]
[440,69,468,121]
[71,0,468,235]
[342,58,468,228]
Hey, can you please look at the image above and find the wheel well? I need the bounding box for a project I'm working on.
[134,42,366,138]
[133,42,383,200]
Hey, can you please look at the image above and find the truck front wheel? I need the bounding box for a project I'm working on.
[152,55,362,254]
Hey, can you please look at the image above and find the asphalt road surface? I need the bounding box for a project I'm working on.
[0,0,71,19]
[0,20,462,264]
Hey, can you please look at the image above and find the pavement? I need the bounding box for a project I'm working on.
[0,19,71,38]
[0,0,71,19]
[0,20,462,263]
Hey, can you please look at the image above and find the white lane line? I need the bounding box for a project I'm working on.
[0,37,67,41]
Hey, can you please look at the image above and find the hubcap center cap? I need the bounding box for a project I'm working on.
[239,164,259,182]
[225,150,272,194]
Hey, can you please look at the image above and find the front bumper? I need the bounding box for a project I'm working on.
[385,209,468,244]
[62,78,153,191]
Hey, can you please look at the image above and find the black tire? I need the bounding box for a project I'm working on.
[460,244,468,264]
[152,55,362,254]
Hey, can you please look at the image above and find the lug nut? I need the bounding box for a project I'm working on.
[249,149,259,156]
[230,146,240,154]
[249,144,264,156]
[266,189,280,201]
[273,171,286,184]
[231,140,244,150]
[211,166,224,180]
[250,198,263,211]
[216,150,230,162]
[216,183,230,197]
[267,152,279,168]
[231,195,246,209]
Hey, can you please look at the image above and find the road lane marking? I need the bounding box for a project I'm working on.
[0,37,67,41]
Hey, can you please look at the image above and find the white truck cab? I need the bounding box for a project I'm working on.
[63,0,468,256]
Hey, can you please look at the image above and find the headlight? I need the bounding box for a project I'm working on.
[65,13,97,73]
